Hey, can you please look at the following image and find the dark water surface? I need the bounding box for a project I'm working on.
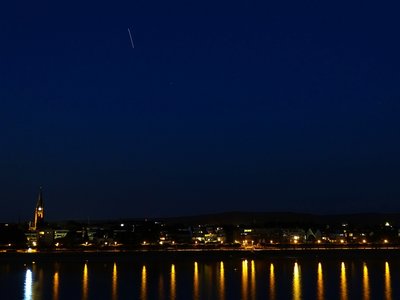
[0,253,398,299]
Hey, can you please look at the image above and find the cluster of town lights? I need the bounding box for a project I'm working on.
[21,237,397,252]
[22,219,396,249]
[23,235,396,250]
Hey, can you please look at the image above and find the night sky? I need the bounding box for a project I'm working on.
[1,1,400,221]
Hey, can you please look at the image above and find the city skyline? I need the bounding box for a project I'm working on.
[2,1,400,221]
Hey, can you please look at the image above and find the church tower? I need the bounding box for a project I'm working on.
[33,187,45,230]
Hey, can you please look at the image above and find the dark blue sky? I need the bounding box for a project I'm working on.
[1,1,400,221]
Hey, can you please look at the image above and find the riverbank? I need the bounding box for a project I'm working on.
[1,247,400,263]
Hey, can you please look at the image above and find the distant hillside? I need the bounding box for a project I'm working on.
[159,211,400,227]
[56,211,400,228]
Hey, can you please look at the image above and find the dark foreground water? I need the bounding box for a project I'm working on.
[0,254,398,299]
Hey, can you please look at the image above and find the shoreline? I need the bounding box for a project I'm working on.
[1,247,400,262]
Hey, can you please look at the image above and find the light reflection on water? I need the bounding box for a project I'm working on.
[158,273,165,300]
[363,262,370,300]
[193,262,199,300]
[82,263,88,300]
[241,260,248,300]
[112,263,118,300]
[340,262,348,300]
[242,259,256,300]
[170,264,176,300]
[24,269,33,300]
[292,262,301,300]
[385,262,392,300]
[17,259,399,300]
[317,262,323,300]
[219,261,225,300]
[140,265,147,300]
[24,266,40,300]
[269,263,276,300]
[250,260,256,300]
[53,271,59,300]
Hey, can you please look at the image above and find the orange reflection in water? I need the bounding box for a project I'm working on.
[317,263,323,300]
[219,261,225,300]
[241,260,249,300]
[112,263,118,300]
[170,264,176,300]
[194,262,199,300]
[385,262,392,300]
[362,263,370,300]
[140,265,147,300]
[82,264,88,300]
[340,262,348,300]
[269,263,276,300]
[250,260,256,300]
[158,273,165,300]
[52,272,59,300]
[292,262,301,300]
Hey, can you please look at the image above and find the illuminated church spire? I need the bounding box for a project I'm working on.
[33,187,44,230]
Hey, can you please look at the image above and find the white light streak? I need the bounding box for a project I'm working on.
[128,28,135,49]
